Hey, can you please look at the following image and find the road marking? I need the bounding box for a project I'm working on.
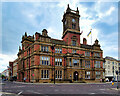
[99,89,105,90]
[31,91,41,94]
[17,86,25,87]
[17,91,23,95]
[0,92,14,94]
[89,93,96,94]
[27,90,41,94]
[0,83,5,85]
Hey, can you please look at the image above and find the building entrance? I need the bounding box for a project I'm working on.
[21,72,24,82]
[74,71,79,81]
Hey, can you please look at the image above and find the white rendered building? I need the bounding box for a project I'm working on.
[105,56,119,81]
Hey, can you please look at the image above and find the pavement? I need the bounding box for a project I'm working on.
[13,81,109,84]
[0,91,17,96]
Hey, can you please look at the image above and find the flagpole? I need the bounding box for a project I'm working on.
[90,29,93,80]
[91,29,92,45]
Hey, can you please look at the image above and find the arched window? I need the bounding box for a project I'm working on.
[72,18,76,29]
[72,24,76,29]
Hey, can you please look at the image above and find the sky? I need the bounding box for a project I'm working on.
[0,0,119,73]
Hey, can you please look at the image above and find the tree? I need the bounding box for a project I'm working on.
[1,74,5,79]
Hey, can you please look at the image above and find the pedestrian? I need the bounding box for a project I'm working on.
[24,77,26,82]
[112,81,114,86]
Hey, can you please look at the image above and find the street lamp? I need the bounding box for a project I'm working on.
[112,66,115,82]
[116,71,119,89]
[63,55,66,81]
[51,44,55,84]
[29,47,30,82]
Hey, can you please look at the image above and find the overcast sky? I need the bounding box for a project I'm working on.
[0,0,118,73]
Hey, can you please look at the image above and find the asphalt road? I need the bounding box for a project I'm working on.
[1,81,120,96]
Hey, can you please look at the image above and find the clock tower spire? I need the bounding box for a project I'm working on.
[62,4,81,46]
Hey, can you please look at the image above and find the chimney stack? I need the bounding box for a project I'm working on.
[35,32,40,40]
[83,38,87,45]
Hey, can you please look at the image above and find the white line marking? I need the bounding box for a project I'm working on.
[99,89,105,90]
[89,93,96,94]
[0,92,13,94]
[27,90,41,94]
[17,91,23,95]
[31,91,41,94]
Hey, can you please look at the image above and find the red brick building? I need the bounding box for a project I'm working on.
[9,62,13,78]
[17,5,105,83]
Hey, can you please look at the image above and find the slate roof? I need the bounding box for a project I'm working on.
[80,44,92,49]
[105,56,118,61]
[51,39,65,45]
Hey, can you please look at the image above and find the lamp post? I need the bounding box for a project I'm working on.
[51,44,55,84]
[116,71,119,89]
[112,65,115,82]
[63,55,66,81]
[29,47,30,82]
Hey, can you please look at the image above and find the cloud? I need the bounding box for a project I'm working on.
[0,53,17,73]
[21,1,118,59]
[93,2,118,25]
[1,1,118,73]
[2,0,120,2]
[99,31,118,59]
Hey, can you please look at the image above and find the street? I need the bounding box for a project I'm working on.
[1,81,120,96]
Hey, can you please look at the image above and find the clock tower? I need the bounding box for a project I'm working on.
[62,4,81,46]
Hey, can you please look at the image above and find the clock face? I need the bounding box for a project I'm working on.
[72,18,75,23]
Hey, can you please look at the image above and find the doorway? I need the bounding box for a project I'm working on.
[21,72,24,82]
[74,71,79,81]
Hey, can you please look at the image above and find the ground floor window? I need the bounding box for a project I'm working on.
[96,71,101,79]
[41,70,49,79]
[55,70,62,79]
[85,71,90,79]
